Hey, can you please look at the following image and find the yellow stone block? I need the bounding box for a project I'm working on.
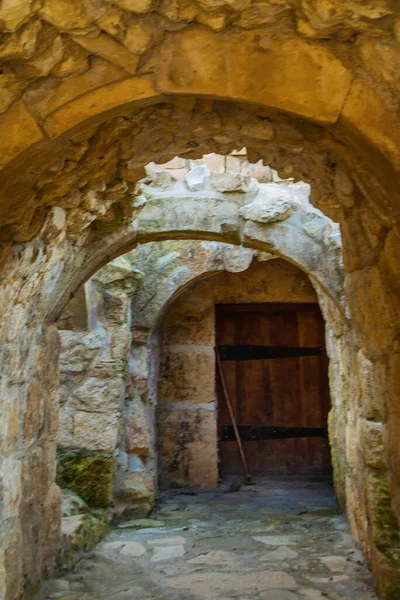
[157,28,352,125]
[340,79,400,171]
[0,102,43,170]
[44,77,161,136]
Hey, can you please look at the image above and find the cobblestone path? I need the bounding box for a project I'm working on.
[36,478,378,600]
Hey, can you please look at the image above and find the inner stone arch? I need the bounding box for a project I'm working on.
[54,155,346,520]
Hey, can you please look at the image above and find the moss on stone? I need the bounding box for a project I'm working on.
[57,454,114,508]
[367,469,400,599]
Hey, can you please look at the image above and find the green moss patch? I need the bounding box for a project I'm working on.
[57,454,114,508]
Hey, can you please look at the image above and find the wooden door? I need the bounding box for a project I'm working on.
[216,303,331,477]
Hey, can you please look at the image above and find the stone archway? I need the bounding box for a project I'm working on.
[54,168,346,518]
[1,7,400,597]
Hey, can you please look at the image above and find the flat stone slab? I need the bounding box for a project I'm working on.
[166,570,297,596]
[262,546,299,561]
[151,545,186,562]
[262,592,300,600]
[146,536,187,546]
[118,519,165,529]
[320,555,348,572]
[101,541,147,557]
[253,535,296,546]
[188,550,239,566]
[34,481,378,600]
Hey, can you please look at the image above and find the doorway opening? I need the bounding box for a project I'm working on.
[216,302,332,484]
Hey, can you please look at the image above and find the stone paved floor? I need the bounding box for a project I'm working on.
[36,478,378,600]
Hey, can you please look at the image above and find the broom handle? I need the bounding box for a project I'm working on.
[215,348,251,483]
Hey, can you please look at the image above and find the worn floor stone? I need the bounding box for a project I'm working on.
[35,479,378,600]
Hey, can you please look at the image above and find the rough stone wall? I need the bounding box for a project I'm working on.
[158,258,318,488]
[56,256,144,509]
[0,209,68,600]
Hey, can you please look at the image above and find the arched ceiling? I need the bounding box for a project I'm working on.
[1,0,400,245]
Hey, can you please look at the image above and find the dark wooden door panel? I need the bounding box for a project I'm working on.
[216,303,331,477]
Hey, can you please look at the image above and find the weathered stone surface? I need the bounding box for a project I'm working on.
[239,184,298,223]
[117,472,155,506]
[58,411,119,452]
[159,408,218,488]
[157,28,352,124]
[124,22,152,55]
[185,165,210,191]
[210,172,251,192]
[0,101,42,169]
[73,33,139,75]
[158,347,215,403]
[125,400,151,456]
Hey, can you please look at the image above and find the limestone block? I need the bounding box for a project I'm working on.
[162,304,215,345]
[73,33,139,75]
[340,80,400,170]
[58,411,119,452]
[44,76,159,135]
[158,347,215,403]
[59,331,102,372]
[124,22,152,54]
[24,377,45,443]
[71,377,124,414]
[0,381,21,452]
[0,72,25,113]
[240,120,274,141]
[0,0,35,32]
[380,229,400,302]
[360,420,386,469]
[210,173,251,192]
[129,345,149,381]
[144,162,177,189]
[117,472,155,506]
[185,165,210,191]
[301,211,330,242]
[109,327,131,361]
[92,256,144,295]
[345,267,398,357]
[239,184,298,223]
[112,0,154,12]
[0,455,22,519]
[57,454,113,507]
[39,0,93,31]
[62,488,90,517]
[136,195,241,239]
[159,407,218,488]
[157,28,352,124]
[222,245,254,273]
[29,60,126,120]
[125,399,151,456]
